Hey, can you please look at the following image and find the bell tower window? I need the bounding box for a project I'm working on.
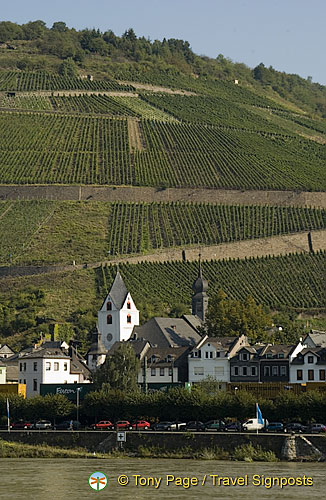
[127,301,131,309]
[107,301,112,311]
[127,314,131,324]
[107,314,112,324]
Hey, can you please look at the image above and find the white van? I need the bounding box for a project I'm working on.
[242,418,268,431]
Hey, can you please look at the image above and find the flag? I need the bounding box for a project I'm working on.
[6,398,10,420]
[256,403,263,425]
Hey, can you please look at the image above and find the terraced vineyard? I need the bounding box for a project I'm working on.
[0,71,134,91]
[0,110,324,190]
[0,200,324,265]
[97,250,326,309]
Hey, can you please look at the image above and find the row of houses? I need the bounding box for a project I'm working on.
[1,267,325,398]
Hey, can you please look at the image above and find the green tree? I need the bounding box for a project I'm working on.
[93,343,140,393]
[204,290,271,342]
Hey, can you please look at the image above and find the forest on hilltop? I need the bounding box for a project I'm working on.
[0,20,325,116]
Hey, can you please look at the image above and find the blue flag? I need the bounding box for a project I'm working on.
[256,403,263,425]
[6,398,10,420]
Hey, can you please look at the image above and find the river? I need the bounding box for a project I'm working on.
[0,458,325,499]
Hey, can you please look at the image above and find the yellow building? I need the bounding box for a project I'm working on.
[0,384,26,398]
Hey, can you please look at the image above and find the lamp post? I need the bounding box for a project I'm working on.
[76,387,82,423]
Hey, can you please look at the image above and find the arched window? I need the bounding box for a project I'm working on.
[107,301,112,311]
[127,314,131,324]
[107,314,112,324]
[127,301,131,310]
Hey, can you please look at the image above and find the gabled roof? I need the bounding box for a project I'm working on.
[0,344,15,356]
[305,331,326,347]
[146,346,189,367]
[108,339,151,359]
[102,271,129,310]
[133,317,202,348]
[260,344,294,359]
[182,315,204,331]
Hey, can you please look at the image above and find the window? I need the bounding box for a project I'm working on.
[23,362,26,371]
[107,314,112,324]
[19,362,23,371]
[251,366,257,376]
[151,367,156,376]
[272,366,279,376]
[194,367,204,376]
[168,367,173,376]
[264,366,270,377]
[297,370,303,381]
[33,362,38,372]
[266,354,273,359]
[127,315,131,324]
[64,362,68,371]
[308,370,314,381]
[205,352,209,359]
[46,362,51,371]
[106,301,112,311]
[33,379,37,391]
[216,351,220,358]
[280,366,287,376]
[319,370,325,381]
[92,354,97,361]
[278,353,284,359]
[160,368,165,377]
[241,353,248,361]
[308,355,314,364]
[54,362,59,371]
[127,301,131,310]
[234,367,239,376]
[242,367,247,376]
[24,379,26,385]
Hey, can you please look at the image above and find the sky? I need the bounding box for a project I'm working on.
[2,0,326,85]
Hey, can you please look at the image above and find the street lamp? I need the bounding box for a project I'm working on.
[76,387,82,423]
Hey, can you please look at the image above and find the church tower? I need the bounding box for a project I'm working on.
[98,271,139,351]
[192,256,209,321]
[86,328,107,371]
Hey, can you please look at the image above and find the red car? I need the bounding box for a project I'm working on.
[130,420,150,430]
[92,420,114,430]
[11,421,33,430]
[115,420,130,430]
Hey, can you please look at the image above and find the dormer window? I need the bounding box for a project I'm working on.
[127,301,131,310]
[127,314,131,324]
[107,301,112,311]
[308,355,314,364]
[107,314,112,324]
[278,353,284,359]
[266,353,273,359]
[241,352,248,361]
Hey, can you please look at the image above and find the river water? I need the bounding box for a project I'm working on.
[0,458,325,499]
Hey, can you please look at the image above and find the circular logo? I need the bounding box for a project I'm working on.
[89,471,108,491]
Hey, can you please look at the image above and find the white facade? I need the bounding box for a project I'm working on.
[289,351,326,384]
[0,365,6,384]
[98,292,139,351]
[138,366,178,384]
[19,356,80,398]
[188,342,230,383]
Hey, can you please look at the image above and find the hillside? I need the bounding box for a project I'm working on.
[0,21,325,348]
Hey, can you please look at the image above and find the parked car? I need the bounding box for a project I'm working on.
[204,420,226,431]
[115,420,131,430]
[34,420,52,430]
[308,423,326,433]
[151,421,173,431]
[284,423,307,433]
[55,420,81,430]
[169,421,186,431]
[265,422,284,432]
[92,420,114,430]
[185,421,205,431]
[224,421,242,432]
[10,421,33,430]
[130,420,150,430]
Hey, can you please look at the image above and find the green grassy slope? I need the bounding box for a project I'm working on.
[0,200,325,265]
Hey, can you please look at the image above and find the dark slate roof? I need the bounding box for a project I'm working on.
[291,347,326,365]
[261,344,294,358]
[146,346,189,367]
[197,336,240,351]
[182,315,204,331]
[87,330,107,356]
[107,271,129,309]
[133,317,202,348]
[21,348,70,359]
[108,339,150,359]
[306,332,326,347]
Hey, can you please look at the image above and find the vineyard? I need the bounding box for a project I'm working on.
[97,250,326,310]
[0,110,324,190]
[0,71,134,91]
[0,200,325,265]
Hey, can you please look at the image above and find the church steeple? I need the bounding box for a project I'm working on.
[192,255,209,321]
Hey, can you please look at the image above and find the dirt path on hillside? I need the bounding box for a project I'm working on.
[116,81,196,95]
[0,185,325,208]
[0,230,324,279]
[128,119,143,151]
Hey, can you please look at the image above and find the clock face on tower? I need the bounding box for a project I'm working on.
[107,333,113,342]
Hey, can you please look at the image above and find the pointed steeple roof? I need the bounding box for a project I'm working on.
[192,254,208,294]
[108,271,129,309]
[87,328,107,356]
